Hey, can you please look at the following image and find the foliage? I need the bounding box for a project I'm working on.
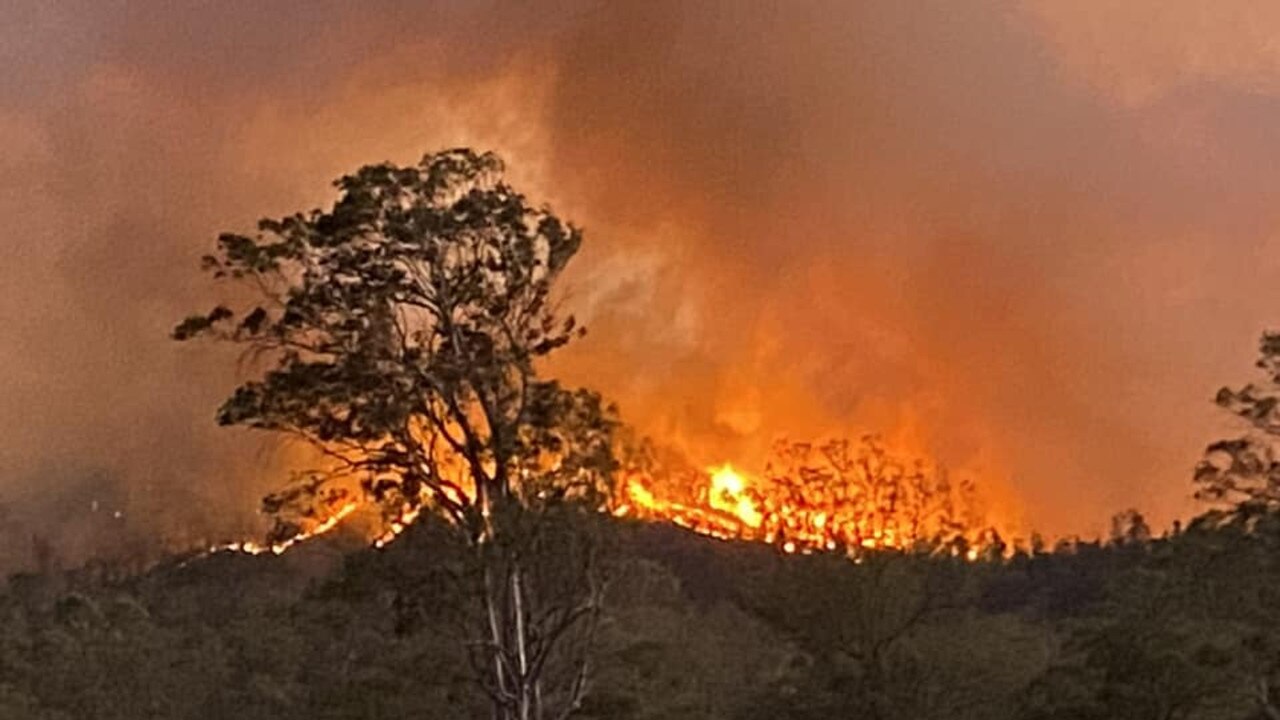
[6,511,1280,719]
[175,148,614,530]
[1197,332,1280,517]
[175,148,617,720]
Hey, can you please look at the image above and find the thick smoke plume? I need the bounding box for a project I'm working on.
[4,1,1280,565]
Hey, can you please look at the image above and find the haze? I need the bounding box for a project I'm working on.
[3,0,1278,563]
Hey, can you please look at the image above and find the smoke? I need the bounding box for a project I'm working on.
[3,0,1280,563]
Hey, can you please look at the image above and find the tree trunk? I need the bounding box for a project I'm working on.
[512,560,533,720]
[483,558,510,720]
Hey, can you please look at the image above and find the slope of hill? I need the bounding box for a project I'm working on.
[2,514,1278,719]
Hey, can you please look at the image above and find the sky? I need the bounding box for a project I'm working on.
[4,0,1280,562]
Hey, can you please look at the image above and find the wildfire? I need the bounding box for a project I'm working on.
[615,442,990,557]
[373,504,423,549]
[708,464,763,528]
[614,465,793,548]
[211,440,992,560]
[613,464,765,544]
[209,501,359,556]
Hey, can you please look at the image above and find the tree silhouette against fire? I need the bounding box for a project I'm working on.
[176,149,614,720]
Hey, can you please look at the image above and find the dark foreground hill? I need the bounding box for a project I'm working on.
[3,513,1280,720]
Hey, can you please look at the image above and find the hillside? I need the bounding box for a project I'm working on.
[3,512,1279,720]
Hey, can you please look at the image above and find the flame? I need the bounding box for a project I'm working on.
[209,501,358,556]
[616,456,992,557]
[614,467,774,545]
[707,464,763,528]
[208,439,996,561]
[373,504,423,549]
[207,497,421,558]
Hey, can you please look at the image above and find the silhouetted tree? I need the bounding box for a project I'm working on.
[1108,510,1151,546]
[1197,332,1280,519]
[175,149,616,720]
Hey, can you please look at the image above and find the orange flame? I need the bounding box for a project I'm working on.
[616,457,991,557]
[373,504,423,549]
[211,439,996,561]
[209,501,359,556]
[708,464,763,528]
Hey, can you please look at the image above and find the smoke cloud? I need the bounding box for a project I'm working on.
[4,0,1279,563]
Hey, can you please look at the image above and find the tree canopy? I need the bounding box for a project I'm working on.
[175,148,616,531]
[176,148,618,720]
[1197,332,1280,520]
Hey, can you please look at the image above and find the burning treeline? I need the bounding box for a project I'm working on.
[214,433,997,560]
[616,436,991,557]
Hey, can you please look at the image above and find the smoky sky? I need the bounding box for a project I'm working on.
[4,0,1280,557]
